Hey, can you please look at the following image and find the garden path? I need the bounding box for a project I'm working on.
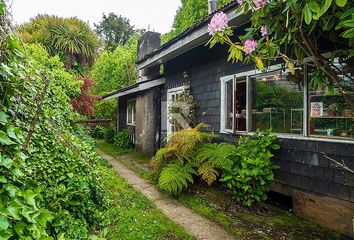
[98,150,236,240]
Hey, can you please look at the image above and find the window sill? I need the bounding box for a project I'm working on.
[126,123,136,127]
[220,131,354,144]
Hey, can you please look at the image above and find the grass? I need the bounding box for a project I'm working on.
[96,140,134,157]
[177,185,341,240]
[97,159,193,239]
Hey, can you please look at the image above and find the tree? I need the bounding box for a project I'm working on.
[162,0,232,43]
[208,0,354,108]
[71,76,101,117]
[94,12,135,50]
[17,15,100,71]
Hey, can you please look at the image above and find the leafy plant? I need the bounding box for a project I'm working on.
[151,123,219,195]
[92,125,106,139]
[219,130,279,207]
[113,129,133,149]
[105,127,116,144]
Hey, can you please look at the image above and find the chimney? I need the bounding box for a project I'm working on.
[137,31,161,82]
[208,0,218,14]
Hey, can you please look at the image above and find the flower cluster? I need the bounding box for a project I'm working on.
[260,26,268,36]
[243,39,258,54]
[253,0,269,10]
[208,12,228,35]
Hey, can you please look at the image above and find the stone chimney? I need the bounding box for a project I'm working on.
[208,0,218,14]
[137,31,161,82]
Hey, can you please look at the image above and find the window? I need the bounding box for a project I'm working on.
[220,62,354,142]
[250,70,304,134]
[221,76,247,133]
[127,100,136,126]
[308,61,354,140]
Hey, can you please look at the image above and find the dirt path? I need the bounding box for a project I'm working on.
[98,150,236,240]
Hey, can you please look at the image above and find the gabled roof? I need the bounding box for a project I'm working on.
[136,0,249,70]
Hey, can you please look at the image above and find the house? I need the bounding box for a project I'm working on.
[102,1,354,237]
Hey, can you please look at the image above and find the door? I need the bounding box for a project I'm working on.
[167,86,185,136]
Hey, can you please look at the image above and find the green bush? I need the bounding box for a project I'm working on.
[105,127,116,143]
[92,125,106,139]
[219,130,279,207]
[114,129,133,149]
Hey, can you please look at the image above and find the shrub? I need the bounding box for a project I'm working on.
[219,130,279,207]
[105,127,116,143]
[114,129,133,149]
[151,123,222,195]
[92,125,106,139]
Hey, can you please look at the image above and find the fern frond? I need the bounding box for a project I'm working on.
[197,143,236,171]
[150,147,176,170]
[197,163,219,186]
[158,163,196,195]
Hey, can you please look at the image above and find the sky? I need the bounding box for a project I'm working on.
[10,0,181,34]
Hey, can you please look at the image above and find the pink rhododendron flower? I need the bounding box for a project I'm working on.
[253,0,269,10]
[237,0,244,4]
[243,39,257,54]
[208,12,228,35]
[260,26,268,36]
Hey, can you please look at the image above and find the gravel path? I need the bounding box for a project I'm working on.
[98,150,235,240]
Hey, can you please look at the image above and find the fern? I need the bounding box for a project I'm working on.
[197,164,219,186]
[158,163,196,195]
[197,143,235,171]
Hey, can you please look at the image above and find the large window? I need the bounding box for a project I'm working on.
[250,70,304,134]
[308,62,354,140]
[220,63,354,142]
[127,100,136,126]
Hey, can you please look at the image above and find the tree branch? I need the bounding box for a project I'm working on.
[322,152,354,174]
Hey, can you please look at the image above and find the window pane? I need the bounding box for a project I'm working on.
[132,103,136,124]
[127,104,132,124]
[226,80,233,130]
[308,61,354,140]
[250,70,304,134]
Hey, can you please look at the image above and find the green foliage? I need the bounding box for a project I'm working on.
[218,130,279,207]
[94,12,136,51]
[209,0,354,107]
[91,37,138,95]
[113,129,133,149]
[158,163,196,195]
[105,127,117,144]
[92,126,106,139]
[162,0,232,43]
[151,123,219,195]
[17,14,100,72]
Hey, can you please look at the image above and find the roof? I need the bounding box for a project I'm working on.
[102,77,166,101]
[136,0,248,70]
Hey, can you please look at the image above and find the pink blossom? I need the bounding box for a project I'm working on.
[237,0,244,4]
[260,26,268,36]
[243,39,258,54]
[253,0,269,10]
[208,12,228,35]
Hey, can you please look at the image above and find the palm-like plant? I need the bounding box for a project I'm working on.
[17,15,100,70]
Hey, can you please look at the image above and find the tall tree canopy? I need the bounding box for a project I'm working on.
[94,12,136,50]
[162,0,231,43]
[17,15,100,71]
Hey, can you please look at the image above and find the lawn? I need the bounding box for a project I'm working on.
[98,163,193,240]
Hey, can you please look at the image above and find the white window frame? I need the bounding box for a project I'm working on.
[126,99,136,126]
[220,75,235,133]
[167,86,185,136]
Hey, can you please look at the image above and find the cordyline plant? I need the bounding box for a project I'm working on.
[208,0,354,108]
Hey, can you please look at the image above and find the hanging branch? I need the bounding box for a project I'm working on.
[322,152,354,174]
[22,76,50,152]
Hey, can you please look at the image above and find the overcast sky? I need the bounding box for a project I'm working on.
[10,0,181,34]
